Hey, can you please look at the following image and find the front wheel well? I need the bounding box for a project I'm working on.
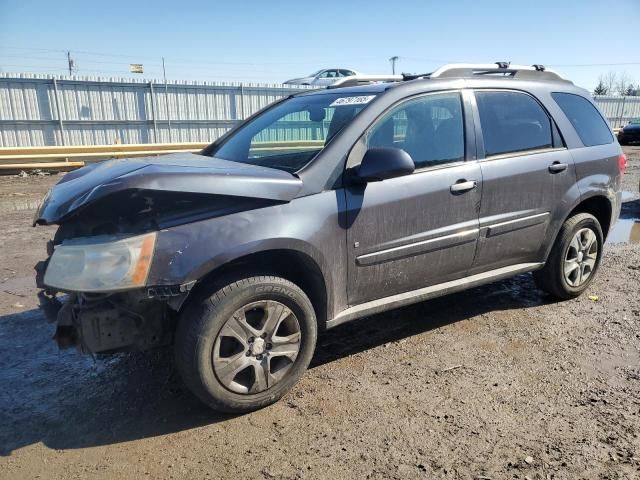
[184,250,328,327]
[567,196,613,239]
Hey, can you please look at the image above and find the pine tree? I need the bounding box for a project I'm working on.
[593,80,608,95]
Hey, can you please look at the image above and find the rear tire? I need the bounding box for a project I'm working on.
[175,276,317,413]
[533,213,603,299]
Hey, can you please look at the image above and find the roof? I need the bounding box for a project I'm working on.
[299,63,578,97]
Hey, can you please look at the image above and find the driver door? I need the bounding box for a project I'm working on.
[345,91,481,305]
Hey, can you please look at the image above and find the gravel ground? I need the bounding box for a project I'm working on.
[0,147,639,480]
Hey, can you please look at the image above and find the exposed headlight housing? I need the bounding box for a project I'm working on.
[44,232,157,292]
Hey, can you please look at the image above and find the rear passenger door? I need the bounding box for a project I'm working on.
[469,90,576,274]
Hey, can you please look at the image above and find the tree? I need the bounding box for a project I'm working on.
[615,72,632,96]
[624,84,638,96]
[603,71,617,94]
[593,79,608,95]
[595,71,638,96]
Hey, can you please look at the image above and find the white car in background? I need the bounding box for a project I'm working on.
[284,68,360,86]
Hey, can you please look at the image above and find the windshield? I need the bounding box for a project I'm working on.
[207,92,378,173]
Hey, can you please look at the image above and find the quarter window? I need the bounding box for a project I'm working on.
[551,92,613,146]
[475,91,553,156]
[366,92,465,169]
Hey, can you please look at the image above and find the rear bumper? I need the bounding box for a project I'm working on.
[611,189,623,230]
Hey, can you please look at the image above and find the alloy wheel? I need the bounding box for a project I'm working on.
[564,227,598,287]
[212,300,301,394]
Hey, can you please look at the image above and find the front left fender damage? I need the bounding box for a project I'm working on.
[33,154,314,354]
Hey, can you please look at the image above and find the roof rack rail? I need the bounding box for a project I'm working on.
[326,63,569,89]
[327,74,403,89]
[425,62,567,82]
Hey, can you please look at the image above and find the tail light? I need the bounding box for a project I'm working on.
[618,153,627,176]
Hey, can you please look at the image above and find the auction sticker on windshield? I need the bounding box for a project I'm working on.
[330,95,376,107]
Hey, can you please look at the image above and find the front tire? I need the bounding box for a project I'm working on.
[175,276,317,413]
[534,213,603,299]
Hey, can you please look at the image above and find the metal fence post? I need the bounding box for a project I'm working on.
[239,83,245,120]
[164,81,172,143]
[149,82,158,143]
[52,78,66,146]
[617,96,627,127]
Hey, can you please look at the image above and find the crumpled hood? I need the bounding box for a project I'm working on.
[34,152,303,225]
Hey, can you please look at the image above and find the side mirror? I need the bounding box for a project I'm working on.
[356,147,415,182]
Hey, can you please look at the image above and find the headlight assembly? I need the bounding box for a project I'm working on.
[44,232,156,292]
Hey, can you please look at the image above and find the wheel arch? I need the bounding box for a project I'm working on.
[567,194,613,239]
[542,194,613,262]
[184,248,329,328]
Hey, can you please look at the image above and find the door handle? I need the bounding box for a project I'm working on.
[548,162,568,173]
[450,180,477,194]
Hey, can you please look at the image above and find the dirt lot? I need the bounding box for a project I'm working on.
[1,148,639,480]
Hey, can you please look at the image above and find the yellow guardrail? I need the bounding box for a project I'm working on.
[0,142,209,165]
[0,141,325,172]
[0,161,86,173]
[1,130,630,174]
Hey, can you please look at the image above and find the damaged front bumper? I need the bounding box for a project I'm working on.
[36,260,193,353]
[37,289,174,353]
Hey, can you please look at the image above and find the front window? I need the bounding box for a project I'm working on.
[366,92,465,169]
[207,93,378,173]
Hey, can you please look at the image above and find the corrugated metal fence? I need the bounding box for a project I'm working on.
[1,73,639,148]
[592,95,640,128]
[0,73,315,147]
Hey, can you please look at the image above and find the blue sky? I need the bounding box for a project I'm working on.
[1,0,639,90]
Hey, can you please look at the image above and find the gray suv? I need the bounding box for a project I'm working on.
[35,63,626,412]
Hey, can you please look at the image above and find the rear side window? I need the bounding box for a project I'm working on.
[476,91,553,156]
[551,92,613,146]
